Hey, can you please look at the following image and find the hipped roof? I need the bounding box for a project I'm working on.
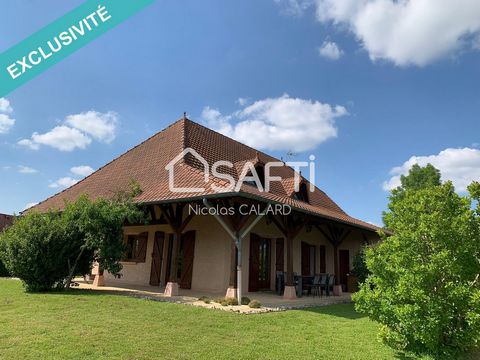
[32,118,380,233]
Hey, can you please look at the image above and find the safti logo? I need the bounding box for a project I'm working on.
[165,147,316,194]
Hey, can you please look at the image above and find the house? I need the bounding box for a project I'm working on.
[0,214,13,232]
[32,117,381,300]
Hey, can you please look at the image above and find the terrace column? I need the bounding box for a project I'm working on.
[284,233,296,299]
[226,241,237,298]
[316,224,351,296]
[161,203,194,297]
[271,214,307,300]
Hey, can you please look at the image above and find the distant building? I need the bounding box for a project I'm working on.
[0,214,13,232]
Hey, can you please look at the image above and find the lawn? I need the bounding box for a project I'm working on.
[0,278,459,359]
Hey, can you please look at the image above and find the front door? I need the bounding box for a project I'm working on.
[149,232,165,286]
[249,234,271,292]
[339,249,350,290]
[179,231,196,289]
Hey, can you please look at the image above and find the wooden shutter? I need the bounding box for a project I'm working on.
[149,232,165,286]
[179,231,196,289]
[135,232,149,262]
[319,245,326,273]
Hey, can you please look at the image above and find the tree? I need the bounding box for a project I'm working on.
[0,183,145,291]
[398,163,441,191]
[62,190,145,288]
[354,168,480,357]
[351,247,370,284]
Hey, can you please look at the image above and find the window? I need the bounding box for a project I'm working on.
[293,182,309,203]
[244,165,266,190]
[124,232,148,262]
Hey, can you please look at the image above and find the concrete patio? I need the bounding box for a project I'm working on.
[74,279,352,314]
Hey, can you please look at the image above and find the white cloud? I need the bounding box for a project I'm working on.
[0,98,13,113]
[201,94,348,152]
[70,165,94,177]
[17,165,37,174]
[278,0,480,66]
[383,147,480,192]
[18,110,118,152]
[19,126,91,152]
[23,202,38,211]
[318,41,344,59]
[0,114,15,134]
[65,111,118,143]
[49,177,79,189]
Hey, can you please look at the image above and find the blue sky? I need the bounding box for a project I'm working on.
[1,0,480,225]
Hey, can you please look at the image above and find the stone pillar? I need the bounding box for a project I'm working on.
[93,269,105,287]
[164,281,179,297]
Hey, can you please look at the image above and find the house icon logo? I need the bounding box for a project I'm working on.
[166,147,317,194]
[165,147,210,193]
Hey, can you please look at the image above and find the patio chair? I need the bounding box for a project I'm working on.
[304,275,320,297]
[326,274,335,296]
[293,274,304,297]
[316,273,329,297]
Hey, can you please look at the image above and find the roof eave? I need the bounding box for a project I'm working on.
[138,191,382,234]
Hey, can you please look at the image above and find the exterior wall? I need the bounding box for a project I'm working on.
[102,212,378,293]
[103,215,233,292]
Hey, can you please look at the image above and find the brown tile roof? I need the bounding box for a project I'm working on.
[31,118,380,233]
[0,214,13,231]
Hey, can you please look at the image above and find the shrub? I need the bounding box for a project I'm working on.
[215,297,239,306]
[225,297,238,306]
[241,296,251,305]
[248,300,261,308]
[0,211,80,292]
[354,178,480,357]
[198,296,210,304]
[0,187,145,292]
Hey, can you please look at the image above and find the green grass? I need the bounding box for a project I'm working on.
[0,278,468,360]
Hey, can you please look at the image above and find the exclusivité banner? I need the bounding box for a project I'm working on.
[0,0,155,98]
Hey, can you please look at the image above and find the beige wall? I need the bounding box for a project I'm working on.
[103,213,378,293]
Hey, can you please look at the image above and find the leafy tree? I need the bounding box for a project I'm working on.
[398,163,441,191]
[354,175,480,357]
[62,190,145,288]
[0,183,145,291]
[351,247,370,284]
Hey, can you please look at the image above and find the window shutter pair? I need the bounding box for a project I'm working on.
[134,232,149,262]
